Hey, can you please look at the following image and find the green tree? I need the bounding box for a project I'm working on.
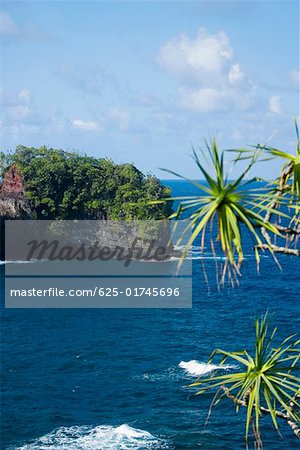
[190,314,300,448]
[154,127,300,447]
[154,129,299,286]
[0,145,173,220]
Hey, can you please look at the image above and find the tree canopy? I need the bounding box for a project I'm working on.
[0,145,173,220]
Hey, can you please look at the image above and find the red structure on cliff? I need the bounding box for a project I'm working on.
[0,165,25,199]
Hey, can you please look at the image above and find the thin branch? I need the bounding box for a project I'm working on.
[261,161,294,245]
[274,224,300,236]
[257,244,300,257]
[221,386,300,439]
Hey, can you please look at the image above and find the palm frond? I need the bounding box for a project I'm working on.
[191,314,300,445]
[159,140,286,285]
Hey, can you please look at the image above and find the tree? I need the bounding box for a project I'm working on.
[190,314,300,448]
[0,145,173,220]
[154,126,300,447]
[154,126,300,286]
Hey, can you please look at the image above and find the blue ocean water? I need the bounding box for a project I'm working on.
[1,180,300,449]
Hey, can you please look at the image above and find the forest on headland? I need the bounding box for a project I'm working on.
[0,145,173,220]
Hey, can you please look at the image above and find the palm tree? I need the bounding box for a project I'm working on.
[154,140,287,286]
[257,122,300,202]
[234,123,300,256]
[190,313,300,448]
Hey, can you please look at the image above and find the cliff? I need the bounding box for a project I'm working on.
[0,166,30,219]
[0,166,31,260]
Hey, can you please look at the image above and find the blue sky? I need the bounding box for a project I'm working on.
[0,0,299,178]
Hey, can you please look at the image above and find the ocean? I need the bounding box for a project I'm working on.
[1,180,300,449]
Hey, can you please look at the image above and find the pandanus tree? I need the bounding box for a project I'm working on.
[152,124,300,286]
[154,126,300,448]
[190,314,300,448]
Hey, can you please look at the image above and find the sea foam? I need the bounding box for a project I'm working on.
[15,424,168,449]
[0,260,35,265]
[179,360,235,377]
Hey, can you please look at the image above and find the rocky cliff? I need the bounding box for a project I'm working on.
[0,166,31,260]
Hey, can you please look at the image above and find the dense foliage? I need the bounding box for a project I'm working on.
[0,146,173,220]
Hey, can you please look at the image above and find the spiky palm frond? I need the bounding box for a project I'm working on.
[234,123,300,215]
[190,313,300,445]
[153,140,285,285]
[257,122,300,201]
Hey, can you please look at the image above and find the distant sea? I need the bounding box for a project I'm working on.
[1,180,300,449]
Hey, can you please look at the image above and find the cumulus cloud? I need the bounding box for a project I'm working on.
[72,119,103,131]
[228,63,245,85]
[157,29,233,85]
[178,86,253,112]
[268,95,282,115]
[157,28,255,113]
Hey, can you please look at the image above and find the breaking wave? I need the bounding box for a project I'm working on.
[170,255,226,261]
[15,424,168,450]
[0,260,35,265]
[179,360,236,377]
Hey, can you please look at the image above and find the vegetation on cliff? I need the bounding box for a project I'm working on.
[0,146,172,220]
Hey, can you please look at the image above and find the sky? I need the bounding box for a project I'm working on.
[0,0,299,179]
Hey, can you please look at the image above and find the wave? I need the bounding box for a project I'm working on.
[171,253,270,261]
[0,260,36,265]
[170,256,226,261]
[15,424,168,449]
[174,245,204,251]
[179,360,236,377]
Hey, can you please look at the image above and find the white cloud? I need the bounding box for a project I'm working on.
[228,63,245,85]
[157,28,233,85]
[0,87,32,107]
[268,95,282,115]
[0,87,47,125]
[157,28,255,113]
[179,87,228,112]
[0,87,51,145]
[179,86,253,112]
[290,70,300,89]
[72,119,103,131]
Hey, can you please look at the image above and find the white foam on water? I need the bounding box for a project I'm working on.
[132,367,179,383]
[170,255,226,261]
[174,245,204,251]
[179,360,235,377]
[0,260,36,265]
[15,424,168,450]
